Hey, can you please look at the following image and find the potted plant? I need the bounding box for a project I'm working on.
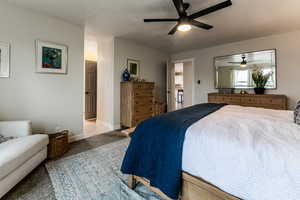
[252,68,273,94]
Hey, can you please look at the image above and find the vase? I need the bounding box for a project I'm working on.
[122,69,130,82]
[254,88,265,95]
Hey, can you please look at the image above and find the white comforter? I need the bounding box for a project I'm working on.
[182,105,300,200]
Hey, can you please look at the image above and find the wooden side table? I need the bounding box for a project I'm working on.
[45,130,69,159]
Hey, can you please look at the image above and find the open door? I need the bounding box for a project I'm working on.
[85,61,97,119]
[166,61,176,112]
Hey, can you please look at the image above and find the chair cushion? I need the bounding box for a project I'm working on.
[0,134,49,180]
[295,101,300,125]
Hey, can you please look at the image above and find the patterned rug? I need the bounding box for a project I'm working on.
[45,139,162,200]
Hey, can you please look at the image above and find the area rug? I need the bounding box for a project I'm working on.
[45,139,162,200]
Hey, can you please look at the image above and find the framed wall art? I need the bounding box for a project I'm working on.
[36,40,68,74]
[0,42,10,78]
[127,59,140,77]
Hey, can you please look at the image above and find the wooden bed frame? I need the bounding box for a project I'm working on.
[128,173,240,200]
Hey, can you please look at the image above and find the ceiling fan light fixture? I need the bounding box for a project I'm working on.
[177,24,192,32]
[240,63,247,68]
[240,56,247,67]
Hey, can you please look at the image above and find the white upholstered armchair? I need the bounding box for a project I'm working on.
[0,121,49,198]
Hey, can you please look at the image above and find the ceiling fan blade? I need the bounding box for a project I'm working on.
[168,24,179,35]
[190,20,213,30]
[144,19,179,22]
[172,0,185,16]
[189,0,232,19]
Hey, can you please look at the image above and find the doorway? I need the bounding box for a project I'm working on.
[85,60,97,120]
[83,39,113,139]
[167,59,195,112]
[175,63,184,110]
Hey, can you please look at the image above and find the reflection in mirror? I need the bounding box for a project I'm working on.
[215,49,276,89]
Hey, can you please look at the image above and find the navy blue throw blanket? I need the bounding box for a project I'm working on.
[121,103,226,199]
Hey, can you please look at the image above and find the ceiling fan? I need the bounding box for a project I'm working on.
[228,55,248,67]
[144,0,232,35]
[228,55,263,67]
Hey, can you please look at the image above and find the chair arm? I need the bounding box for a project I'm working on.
[0,121,32,137]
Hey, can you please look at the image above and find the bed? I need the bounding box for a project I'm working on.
[121,104,300,200]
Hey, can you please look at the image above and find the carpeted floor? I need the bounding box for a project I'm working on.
[2,131,125,200]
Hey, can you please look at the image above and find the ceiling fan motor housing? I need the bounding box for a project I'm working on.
[180,16,190,24]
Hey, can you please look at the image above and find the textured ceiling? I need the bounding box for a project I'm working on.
[3,0,300,53]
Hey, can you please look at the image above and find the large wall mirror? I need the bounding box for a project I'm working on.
[214,49,277,89]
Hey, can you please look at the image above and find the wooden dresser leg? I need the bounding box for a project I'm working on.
[128,175,137,189]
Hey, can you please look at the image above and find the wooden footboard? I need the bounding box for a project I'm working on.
[128,173,240,200]
[128,175,173,200]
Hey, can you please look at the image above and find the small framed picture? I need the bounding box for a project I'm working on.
[127,59,140,77]
[36,40,68,74]
[0,42,10,78]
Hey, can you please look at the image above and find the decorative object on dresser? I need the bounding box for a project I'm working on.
[44,130,69,159]
[208,93,287,110]
[240,90,248,94]
[121,81,154,128]
[122,68,131,82]
[252,68,273,94]
[0,41,10,78]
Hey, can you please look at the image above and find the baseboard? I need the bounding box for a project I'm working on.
[69,121,120,143]
[69,133,90,143]
[97,121,114,130]
[113,123,121,130]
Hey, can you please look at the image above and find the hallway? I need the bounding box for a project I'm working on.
[84,119,112,137]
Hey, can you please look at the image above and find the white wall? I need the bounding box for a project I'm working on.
[183,61,194,107]
[0,3,84,137]
[114,38,169,127]
[96,37,115,129]
[171,30,300,109]
[84,40,98,62]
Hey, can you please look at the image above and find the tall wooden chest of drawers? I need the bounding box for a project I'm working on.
[208,93,287,110]
[121,82,155,127]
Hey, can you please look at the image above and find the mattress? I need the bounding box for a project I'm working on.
[182,105,300,200]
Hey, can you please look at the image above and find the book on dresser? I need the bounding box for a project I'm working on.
[121,82,155,127]
[208,93,287,110]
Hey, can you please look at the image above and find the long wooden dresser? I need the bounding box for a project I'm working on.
[208,93,288,110]
[121,82,155,127]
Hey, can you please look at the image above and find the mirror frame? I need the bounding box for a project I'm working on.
[214,49,277,90]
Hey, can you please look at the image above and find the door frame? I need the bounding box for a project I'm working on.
[171,58,195,106]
